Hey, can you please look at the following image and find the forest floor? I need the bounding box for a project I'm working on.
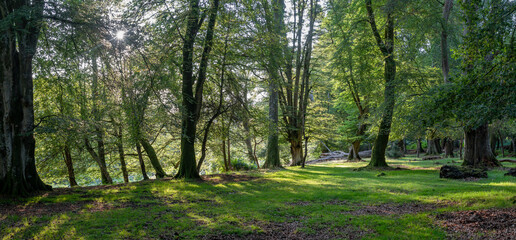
[1,156,515,240]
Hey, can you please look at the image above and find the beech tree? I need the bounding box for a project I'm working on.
[175,0,220,178]
[0,0,52,195]
[364,0,397,168]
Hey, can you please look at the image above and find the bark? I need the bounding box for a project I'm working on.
[140,138,166,178]
[397,139,406,154]
[301,135,309,168]
[441,0,453,83]
[463,124,501,168]
[417,138,425,153]
[0,0,51,196]
[116,126,129,183]
[136,142,149,180]
[499,135,505,157]
[366,0,396,168]
[222,140,228,171]
[490,133,498,156]
[426,133,441,155]
[290,141,303,166]
[63,145,78,187]
[459,138,463,160]
[84,137,112,184]
[263,0,285,169]
[176,0,219,179]
[444,138,454,158]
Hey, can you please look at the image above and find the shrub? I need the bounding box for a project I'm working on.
[386,144,404,159]
[231,158,257,171]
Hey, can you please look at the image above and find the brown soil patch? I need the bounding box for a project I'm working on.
[202,174,258,184]
[202,218,372,240]
[287,200,440,216]
[436,208,516,240]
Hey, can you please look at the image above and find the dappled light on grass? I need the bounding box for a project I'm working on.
[1,158,515,239]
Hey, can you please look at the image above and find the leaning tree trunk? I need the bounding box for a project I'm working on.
[139,138,167,178]
[63,145,78,187]
[0,0,51,196]
[84,137,112,184]
[463,124,501,168]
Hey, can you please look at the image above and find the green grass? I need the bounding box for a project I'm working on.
[1,156,515,239]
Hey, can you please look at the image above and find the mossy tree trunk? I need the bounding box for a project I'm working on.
[140,138,166,178]
[365,0,396,168]
[0,0,51,196]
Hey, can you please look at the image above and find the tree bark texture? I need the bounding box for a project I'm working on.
[0,0,51,195]
[84,137,112,184]
[366,0,396,168]
[463,124,501,168]
[444,138,454,158]
[263,0,284,169]
[63,145,78,187]
[116,126,129,183]
[136,142,149,180]
[441,0,453,83]
[140,138,166,178]
[176,0,219,179]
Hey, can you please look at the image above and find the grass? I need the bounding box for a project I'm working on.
[1,155,515,239]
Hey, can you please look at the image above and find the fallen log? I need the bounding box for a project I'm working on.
[499,159,516,163]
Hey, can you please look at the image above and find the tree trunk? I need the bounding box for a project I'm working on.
[366,0,396,168]
[290,138,303,166]
[263,0,284,169]
[417,138,425,153]
[176,0,219,179]
[444,138,454,158]
[0,0,51,196]
[227,138,232,170]
[116,126,129,183]
[222,140,228,171]
[426,138,440,155]
[459,138,463,160]
[499,135,505,157]
[490,133,498,157]
[140,138,167,178]
[136,142,149,180]
[463,124,501,168]
[84,137,112,184]
[63,145,78,187]
[441,0,453,83]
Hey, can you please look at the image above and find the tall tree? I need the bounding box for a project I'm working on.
[279,0,319,166]
[0,0,51,195]
[365,0,396,168]
[176,0,220,178]
[263,0,285,168]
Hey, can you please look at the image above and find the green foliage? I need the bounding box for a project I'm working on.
[231,158,257,171]
[386,144,404,159]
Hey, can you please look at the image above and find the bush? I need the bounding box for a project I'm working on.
[386,144,404,159]
[231,158,257,171]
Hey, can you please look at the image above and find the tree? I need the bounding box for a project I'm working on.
[176,0,220,178]
[263,0,285,168]
[0,0,52,195]
[365,0,397,168]
[279,0,319,166]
